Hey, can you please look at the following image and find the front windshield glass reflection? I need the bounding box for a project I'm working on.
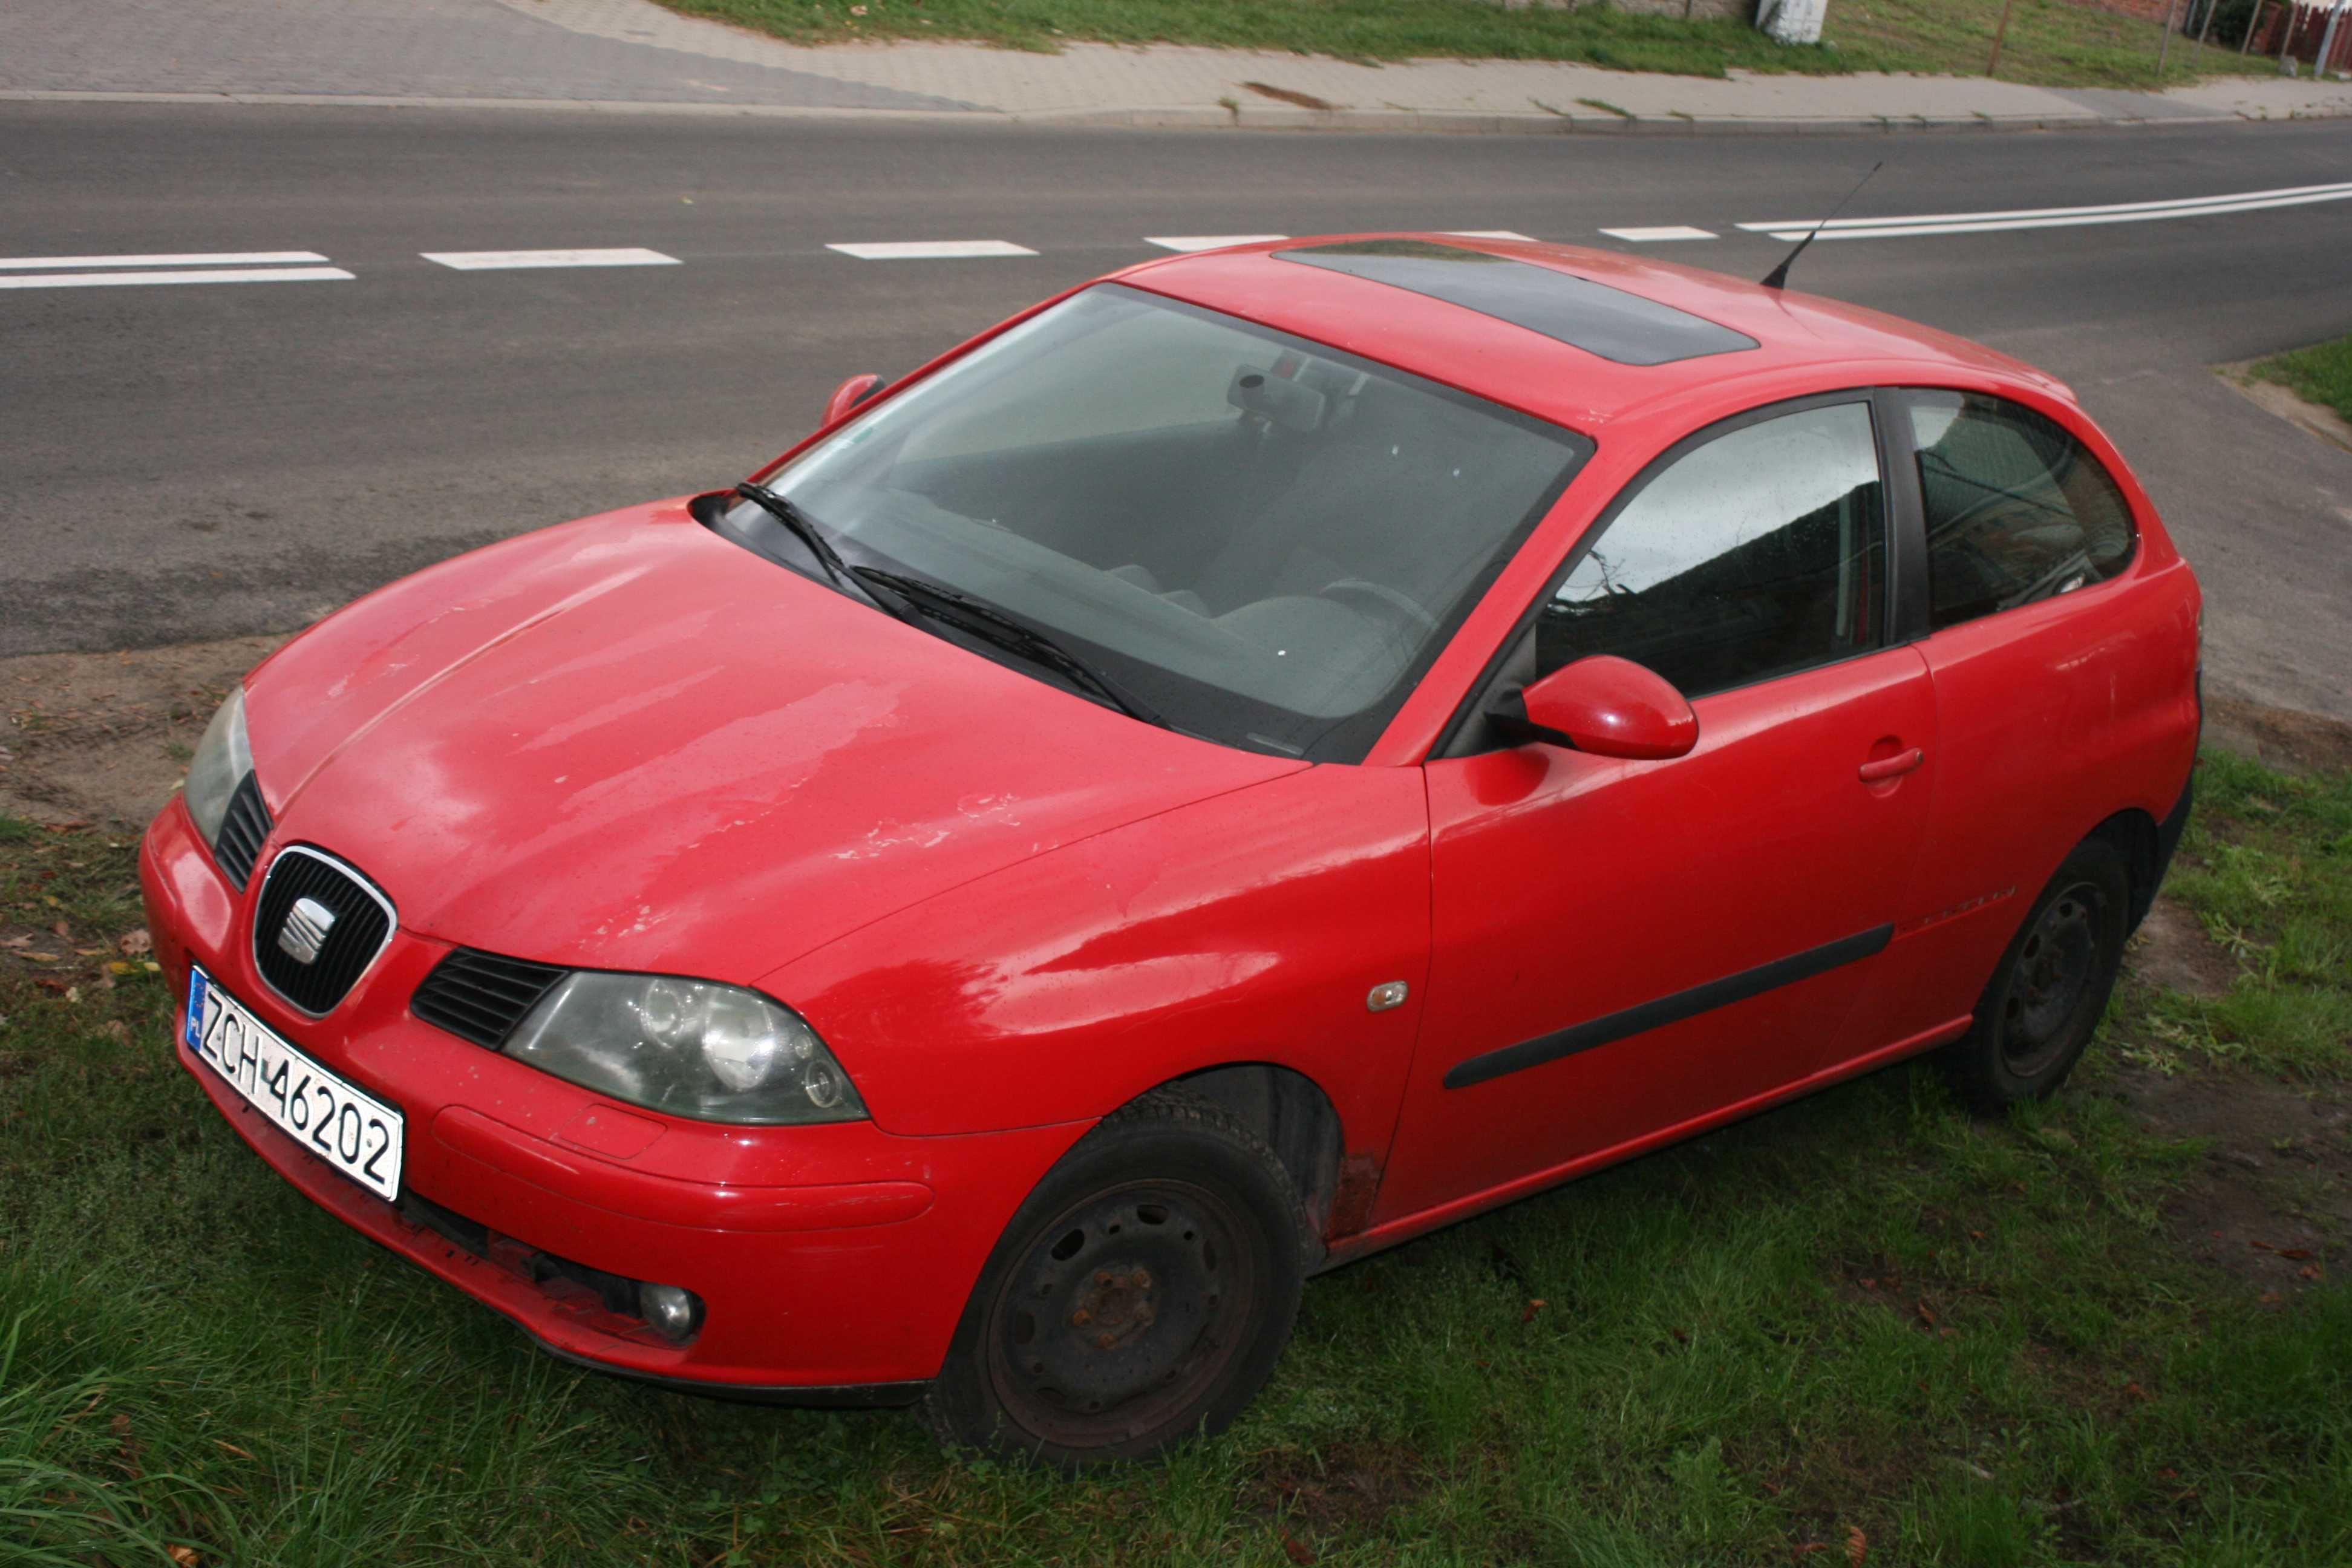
[724,285,1590,762]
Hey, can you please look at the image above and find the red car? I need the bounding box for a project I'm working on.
[142,235,2199,1465]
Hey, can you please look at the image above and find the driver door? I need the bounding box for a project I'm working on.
[1376,394,1940,1224]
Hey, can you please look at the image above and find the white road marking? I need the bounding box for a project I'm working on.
[1442,230,1537,241]
[421,247,679,270]
[1737,179,2352,241]
[0,266,354,290]
[826,240,1038,260]
[1145,235,1288,252]
[1599,226,1717,243]
[0,250,330,270]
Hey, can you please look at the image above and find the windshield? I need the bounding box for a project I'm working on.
[719,284,1591,762]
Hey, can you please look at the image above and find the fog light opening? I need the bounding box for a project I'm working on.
[637,1282,705,1344]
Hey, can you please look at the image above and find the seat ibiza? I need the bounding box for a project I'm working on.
[142,235,2200,1465]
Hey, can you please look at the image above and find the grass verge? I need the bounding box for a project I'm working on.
[653,0,2278,88]
[2,745,2348,1565]
[2247,334,2352,426]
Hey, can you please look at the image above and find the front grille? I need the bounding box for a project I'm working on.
[213,772,272,890]
[252,846,395,1015]
[411,948,568,1048]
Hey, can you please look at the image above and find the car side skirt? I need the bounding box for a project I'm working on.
[1323,1012,1972,1272]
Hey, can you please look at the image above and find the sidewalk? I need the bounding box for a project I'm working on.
[7,0,2350,131]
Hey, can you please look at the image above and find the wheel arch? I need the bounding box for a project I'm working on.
[2089,805,2163,934]
[1151,1062,1350,1260]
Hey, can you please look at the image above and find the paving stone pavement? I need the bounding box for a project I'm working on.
[0,0,975,111]
[5,0,2348,129]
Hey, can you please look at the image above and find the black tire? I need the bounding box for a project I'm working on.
[921,1088,1307,1468]
[1940,834,2132,1115]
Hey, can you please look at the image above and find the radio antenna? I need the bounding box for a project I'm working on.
[1762,162,1883,291]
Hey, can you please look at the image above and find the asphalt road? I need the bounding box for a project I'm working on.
[4,105,2348,719]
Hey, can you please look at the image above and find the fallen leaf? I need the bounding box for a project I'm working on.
[1968,1230,1985,1241]
[2278,1248,2314,1261]
[1279,1527,1316,1565]
[50,920,68,938]
[2123,1382,2152,1402]
[120,929,151,955]
[1859,1276,1877,1290]
[111,1414,131,1437]
[1521,1298,1546,1324]
[168,1547,201,1567]
[2260,1291,2282,1306]
[1,935,32,949]
[1846,1524,1868,1566]
[2250,1240,2276,1252]
[1915,1299,1938,1328]
[1670,1326,1691,1344]
[212,1439,253,1460]
[2302,1264,2323,1281]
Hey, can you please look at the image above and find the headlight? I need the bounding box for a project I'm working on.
[183,684,253,851]
[505,972,867,1126]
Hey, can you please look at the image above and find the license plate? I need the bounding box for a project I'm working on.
[187,967,403,1201]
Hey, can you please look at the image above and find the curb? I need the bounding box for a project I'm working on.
[0,87,2320,134]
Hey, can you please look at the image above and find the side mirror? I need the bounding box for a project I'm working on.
[822,373,886,428]
[1490,655,1697,760]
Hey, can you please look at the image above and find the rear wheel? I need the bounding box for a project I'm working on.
[1940,835,2131,1114]
[922,1089,1306,1467]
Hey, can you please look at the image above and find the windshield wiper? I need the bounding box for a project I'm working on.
[730,482,909,621]
[848,566,1172,731]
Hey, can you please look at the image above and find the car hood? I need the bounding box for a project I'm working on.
[244,500,1305,984]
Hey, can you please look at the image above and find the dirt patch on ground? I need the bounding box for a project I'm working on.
[0,635,287,831]
[1245,1440,1428,1555]
[2126,895,2238,999]
[2203,693,2352,776]
[2099,1063,2351,1301]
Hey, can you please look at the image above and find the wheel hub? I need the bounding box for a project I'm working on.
[985,1180,1256,1446]
[2001,884,2106,1075]
[1071,1266,1157,1350]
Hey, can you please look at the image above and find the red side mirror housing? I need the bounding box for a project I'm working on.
[822,373,885,428]
[1496,655,1697,760]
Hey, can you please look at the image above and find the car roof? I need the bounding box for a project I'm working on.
[1115,233,2068,436]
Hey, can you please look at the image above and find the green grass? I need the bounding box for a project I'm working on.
[652,0,2279,87]
[3,749,2350,1564]
[2247,335,2352,426]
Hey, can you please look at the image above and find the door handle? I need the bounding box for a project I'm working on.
[1858,747,1925,783]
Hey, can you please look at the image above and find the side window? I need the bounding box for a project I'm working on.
[1538,401,1886,699]
[1905,391,2137,632]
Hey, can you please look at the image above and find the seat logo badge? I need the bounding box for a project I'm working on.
[1366,981,1410,1013]
[278,897,338,967]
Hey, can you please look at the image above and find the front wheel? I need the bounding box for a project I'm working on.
[1939,834,2131,1114]
[922,1089,1307,1467]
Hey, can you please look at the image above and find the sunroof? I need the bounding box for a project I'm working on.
[1273,240,1758,367]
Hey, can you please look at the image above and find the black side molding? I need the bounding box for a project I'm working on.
[1443,924,1895,1091]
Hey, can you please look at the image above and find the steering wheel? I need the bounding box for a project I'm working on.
[1319,578,1437,638]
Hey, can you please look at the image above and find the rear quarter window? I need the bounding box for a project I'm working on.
[1904,391,2137,632]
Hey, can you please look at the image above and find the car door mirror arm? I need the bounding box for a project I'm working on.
[1486,656,1699,761]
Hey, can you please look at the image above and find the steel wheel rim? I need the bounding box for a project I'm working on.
[984,1177,1261,1451]
[2001,880,2106,1077]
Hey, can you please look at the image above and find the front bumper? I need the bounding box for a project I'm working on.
[141,797,1086,1395]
